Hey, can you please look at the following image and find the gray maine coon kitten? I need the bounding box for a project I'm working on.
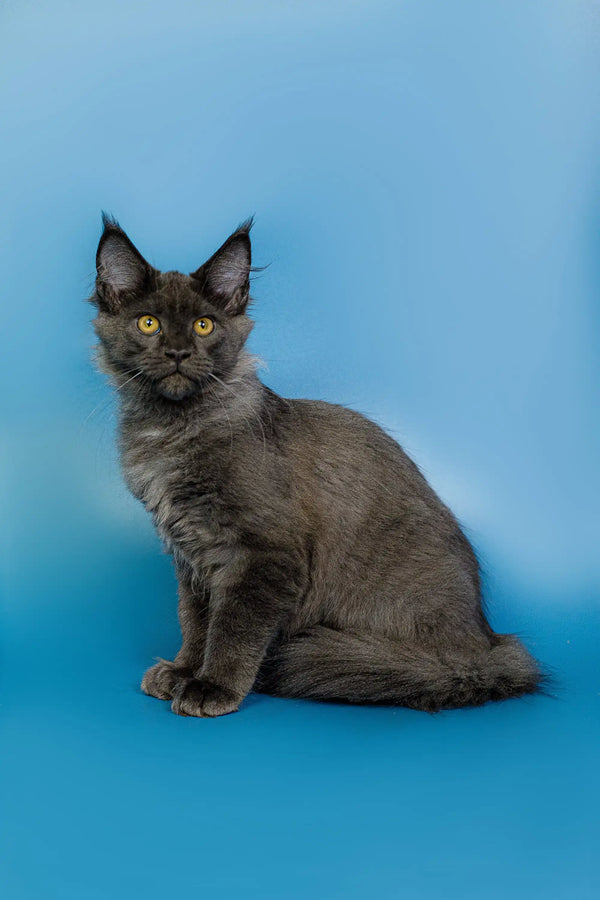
[91,215,542,718]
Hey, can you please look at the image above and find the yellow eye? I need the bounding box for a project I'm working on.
[193,317,215,336]
[137,315,161,335]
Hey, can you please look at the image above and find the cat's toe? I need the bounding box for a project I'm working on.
[171,678,241,718]
[141,659,192,700]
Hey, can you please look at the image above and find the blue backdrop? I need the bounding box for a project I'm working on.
[1,2,598,898]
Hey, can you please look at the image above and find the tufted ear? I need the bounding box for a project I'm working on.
[95,214,154,310]
[191,218,253,315]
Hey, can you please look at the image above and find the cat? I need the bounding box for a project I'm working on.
[91,214,543,718]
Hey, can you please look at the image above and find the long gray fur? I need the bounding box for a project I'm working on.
[91,216,543,717]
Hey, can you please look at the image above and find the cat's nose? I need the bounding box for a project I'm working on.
[165,349,191,362]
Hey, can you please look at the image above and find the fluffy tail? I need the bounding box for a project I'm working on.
[257,626,543,711]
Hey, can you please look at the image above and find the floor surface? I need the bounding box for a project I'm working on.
[2,538,598,899]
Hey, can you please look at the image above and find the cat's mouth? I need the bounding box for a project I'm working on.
[151,362,213,400]
[158,369,198,399]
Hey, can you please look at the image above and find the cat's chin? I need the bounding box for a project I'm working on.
[156,372,198,400]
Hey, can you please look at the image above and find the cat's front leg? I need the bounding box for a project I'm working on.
[142,562,210,702]
[171,548,306,718]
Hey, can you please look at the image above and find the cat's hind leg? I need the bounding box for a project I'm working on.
[256,625,542,710]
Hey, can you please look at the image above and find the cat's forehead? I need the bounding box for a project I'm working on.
[147,271,214,315]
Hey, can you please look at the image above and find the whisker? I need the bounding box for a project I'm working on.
[79,369,144,433]
[208,372,268,463]
[204,381,234,456]
[207,374,256,438]
[114,370,144,392]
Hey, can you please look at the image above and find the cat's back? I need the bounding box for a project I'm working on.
[281,397,429,495]
[269,393,464,545]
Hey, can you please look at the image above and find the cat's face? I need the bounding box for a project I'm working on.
[92,218,254,401]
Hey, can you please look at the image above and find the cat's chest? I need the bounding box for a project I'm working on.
[121,427,216,546]
[122,428,177,500]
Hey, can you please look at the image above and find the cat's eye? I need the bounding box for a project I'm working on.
[193,317,215,336]
[137,315,161,335]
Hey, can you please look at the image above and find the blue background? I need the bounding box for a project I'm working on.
[1,1,599,897]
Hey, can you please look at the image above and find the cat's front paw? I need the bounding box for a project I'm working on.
[171,677,242,718]
[141,659,192,700]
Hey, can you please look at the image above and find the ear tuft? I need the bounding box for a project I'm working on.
[191,220,254,314]
[237,215,254,235]
[95,215,153,310]
[101,210,120,230]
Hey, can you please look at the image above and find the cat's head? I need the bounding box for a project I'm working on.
[91,216,255,402]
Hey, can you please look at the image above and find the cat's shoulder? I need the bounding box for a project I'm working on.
[279,396,397,447]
